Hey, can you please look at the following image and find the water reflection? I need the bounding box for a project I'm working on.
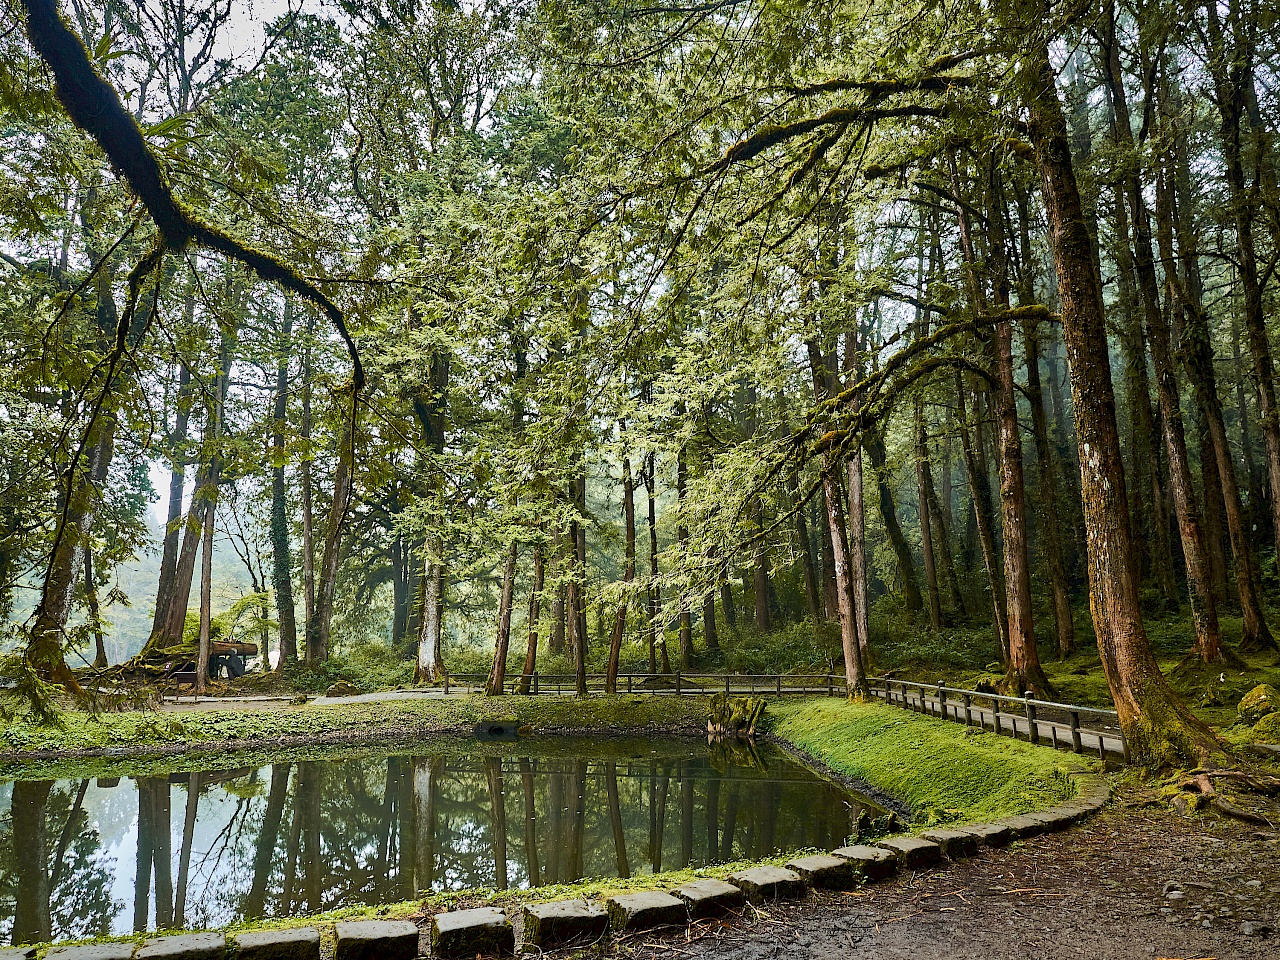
[0,738,884,943]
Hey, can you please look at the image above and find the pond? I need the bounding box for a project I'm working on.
[0,736,890,944]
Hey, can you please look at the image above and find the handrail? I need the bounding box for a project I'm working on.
[880,677,1119,719]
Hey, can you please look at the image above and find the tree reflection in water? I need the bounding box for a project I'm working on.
[0,737,887,942]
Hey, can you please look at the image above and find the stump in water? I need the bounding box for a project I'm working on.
[708,694,765,738]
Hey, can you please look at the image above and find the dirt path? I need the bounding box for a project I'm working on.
[623,801,1279,960]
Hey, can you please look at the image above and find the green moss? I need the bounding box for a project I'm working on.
[765,699,1085,825]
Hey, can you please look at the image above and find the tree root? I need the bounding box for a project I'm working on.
[1169,769,1279,827]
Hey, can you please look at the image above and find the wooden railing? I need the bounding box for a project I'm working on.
[442,671,1128,761]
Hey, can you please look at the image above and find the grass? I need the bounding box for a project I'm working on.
[766,699,1086,825]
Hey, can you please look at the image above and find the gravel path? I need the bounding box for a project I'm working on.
[620,799,1279,960]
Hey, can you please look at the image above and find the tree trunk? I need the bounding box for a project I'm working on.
[864,428,924,614]
[677,443,693,668]
[271,300,298,668]
[416,541,446,683]
[914,400,943,631]
[1022,35,1218,764]
[486,541,518,695]
[518,541,543,694]
[791,474,822,622]
[645,453,670,673]
[306,420,354,665]
[608,447,637,692]
[986,165,1050,695]
[152,358,192,645]
[955,374,1008,657]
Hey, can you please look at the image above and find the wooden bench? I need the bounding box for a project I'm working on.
[170,670,198,687]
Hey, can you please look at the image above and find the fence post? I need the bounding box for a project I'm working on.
[675,671,682,694]
[993,707,1002,736]
[1025,699,1039,745]
[533,672,539,695]
[776,674,782,695]
[938,686,948,720]
[1070,711,1082,753]
[827,674,834,697]
[1097,731,1106,760]
[962,693,972,726]
[725,675,731,696]
[443,674,449,695]
[627,673,633,693]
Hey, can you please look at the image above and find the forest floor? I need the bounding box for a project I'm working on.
[621,791,1280,960]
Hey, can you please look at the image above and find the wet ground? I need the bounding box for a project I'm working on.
[621,793,1280,960]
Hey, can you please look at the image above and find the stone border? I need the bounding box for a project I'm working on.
[14,775,1109,960]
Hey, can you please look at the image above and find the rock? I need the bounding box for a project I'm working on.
[521,901,609,949]
[1245,879,1263,889]
[0,949,37,960]
[234,928,321,960]
[919,828,979,859]
[726,866,807,903]
[1240,921,1272,937]
[875,836,942,868]
[707,694,766,737]
[956,823,1014,847]
[1238,684,1279,725]
[605,892,687,931]
[1025,808,1078,831]
[431,907,513,958]
[334,920,419,960]
[784,854,858,889]
[47,946,136,960]
[326,680,360,697]
[137,934,225,960]
[1165,891,1185,901]
[831,844,898,879]
[1162,880,1182,896]
[672,879,745,919]
[997,814,1048,839]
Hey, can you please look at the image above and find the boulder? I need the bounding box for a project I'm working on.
[1239,684,1279,725]
[325,681,361,698]
[46,947,135,960]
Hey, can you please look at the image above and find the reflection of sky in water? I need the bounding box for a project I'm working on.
[1,739,882,944]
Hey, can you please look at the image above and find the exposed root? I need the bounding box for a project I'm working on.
[1168,767,1280,827]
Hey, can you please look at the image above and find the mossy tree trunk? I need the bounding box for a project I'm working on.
[1020,29,1220,765]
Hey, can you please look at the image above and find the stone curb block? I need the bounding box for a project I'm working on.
[783,854,859,890]
[997,813,1049,839]
[521,901,609,949]
[0,949,37,960]
[727,866,806,904]
[606,892,688,931]
[431,907,513,958]
[46,947,136,960]
[334,920,419,960]
[830,845,898,880]
[672,879,745,919]
[956,822,1014,847]
[875,836,942,868]
[137,934,225,960]
[234,927,321,960]
[918,829,979,859]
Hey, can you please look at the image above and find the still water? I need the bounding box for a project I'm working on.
[0,737,886,944]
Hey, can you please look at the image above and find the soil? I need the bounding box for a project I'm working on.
[617,790,1280,960]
